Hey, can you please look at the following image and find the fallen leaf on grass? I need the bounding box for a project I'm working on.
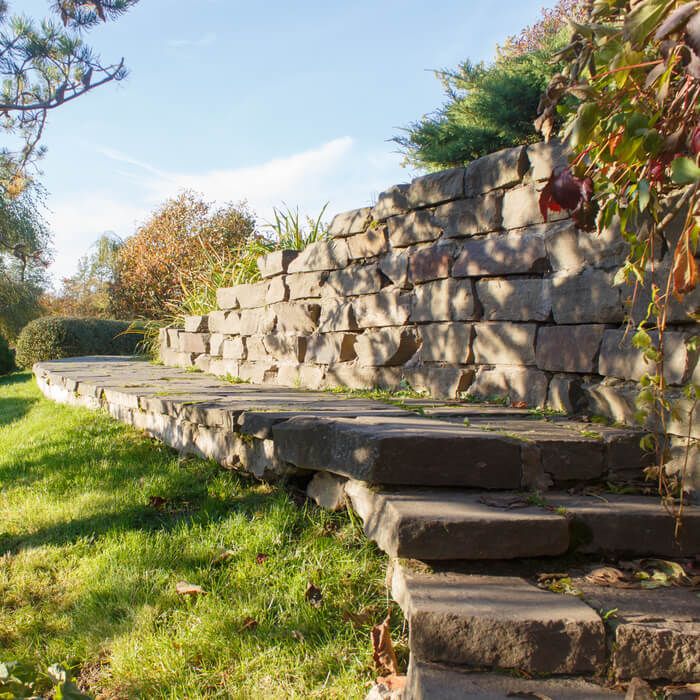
[255,553,269,564]
[176,581,207,596]
[342,608,372,628]
[377,674,407,690]
[148,495,168,509]
[210,549,236,567]
[305,582,323,608]
[239,616,257,632]
[478,494,530,510]
[371,611,400,676]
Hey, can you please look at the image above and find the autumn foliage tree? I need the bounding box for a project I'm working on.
[111,192,256,319]
[536,0,700,523]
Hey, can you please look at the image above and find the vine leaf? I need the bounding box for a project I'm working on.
[672,232,698,298]
[671,156,700,184]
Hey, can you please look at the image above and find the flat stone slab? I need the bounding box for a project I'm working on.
[345,482,569,559]
[551,494,700,557]
[574,578,700,682]
[392,565,606,674]
[405,659,620,699]
[273,415,524,487]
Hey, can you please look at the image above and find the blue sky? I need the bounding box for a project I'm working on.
[18,0,555,282]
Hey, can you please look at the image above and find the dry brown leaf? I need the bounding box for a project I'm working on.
[585,566,636,588]
[511,401,528,409]
[672,232,698,299]
[371,610,400,676]
[239,616,258,632]
[377,674,407,690]
[210,549,236,567]
[175,581,207,596]
[148,495,168,509]
[342,608,372,629]
[305,582,323,608]
[255,552,269,564]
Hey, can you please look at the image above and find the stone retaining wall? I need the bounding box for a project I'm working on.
[159,141,699,444]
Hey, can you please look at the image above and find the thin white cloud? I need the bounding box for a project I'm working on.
[167,33,217,48]
[48,137,407,281]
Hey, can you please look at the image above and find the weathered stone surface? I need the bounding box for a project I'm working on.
[472,323,537,365]
[551,268,623,324]
[209,333,225,357]
[346,482,568,559]
[388,210,443,248]
[403,367,473,399]
[263,334,305,363]
[220,311,243,335]
[305,333,357,364]
[239,308,276,335]
[346,226,389,259]
[392,566,605,674]
[194,354,211,373]
[216,286,240,310]
[307,472,347,511]
[158,326,168,348]
[184,315,208,333]
[328,207,372,237]
[544,218,627,271]
[411,279,479,323]
[577,585,700,682]
[206,311,227,334]
[453,230,548,277]
[286,271,327,299]
[323,264,382,297]
[408,246,453,282]
[502,184,568,230]
[547,373,585,413]
[237,361,277,385]
[257,249,299,278]
[434,192,502,238]
[265,276,288,305]
[276,363,325,390]
[599,329,697,385]
[233,281,270,309]
[193,425,239,468]
[271,302,320,334]
[239,437,298,480]
[526,139,572,181]
[476,278,552,321]
[355,327,420,366]
[378,250,410,288]
[407,167,465,207]
[536,325,606,373]
[353,291,412,328]
[273,414,523,487]
[318,299,358,333]
[372,184,410,220]
[405,660,617,700]
[324,364,402,391]
[467,366,549,406]
[464,145,529,195]
[181,332,210,354]
[222,337,246,360]
[287,239,349,273]
[167,329,183,351]
[550,494,700,556]
[420,323,473,364]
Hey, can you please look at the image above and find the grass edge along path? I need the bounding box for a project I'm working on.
[0,373,404,699]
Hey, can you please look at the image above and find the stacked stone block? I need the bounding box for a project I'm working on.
[159,141,700,441]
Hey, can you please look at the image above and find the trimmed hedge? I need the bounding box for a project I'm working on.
[15,317,143,369]
[0,332,15,374]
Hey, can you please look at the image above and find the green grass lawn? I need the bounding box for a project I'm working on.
[0,373,403,699]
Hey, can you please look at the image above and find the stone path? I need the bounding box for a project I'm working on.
[34,357,700,698]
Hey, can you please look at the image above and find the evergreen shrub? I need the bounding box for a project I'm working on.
[15,317,142,369]
[0,332,15,374]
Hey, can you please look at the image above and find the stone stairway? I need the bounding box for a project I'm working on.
[34,357,700,698]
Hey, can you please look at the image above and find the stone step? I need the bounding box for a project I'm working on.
[35,358,650,491]
[346,483,700,560]
[404,660,620,699]
[345,482,570,559]
[391,565,607,675]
